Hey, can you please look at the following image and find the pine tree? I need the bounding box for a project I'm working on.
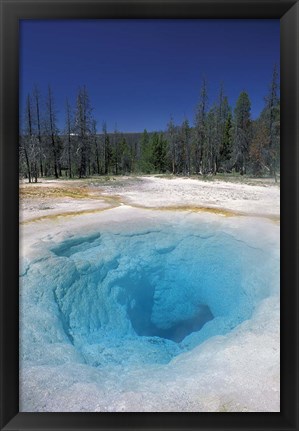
[139,129,154,173]
[219,111,233,170]
[167,116,177,174]
[262,64,280,181]
[20,94,36,182]
[213,84,224,174]
[181,119,191,175]
[233,91,251,174]
[205,105,218,174]
[102,122,112,175]
[193,78,208,174]
[91,119,100,175]
[65,97,74,178]
[119,137,131,174]
[112,126,120,175]
[45,86,61,179]
[75,86,93,178]
[151,133,168,173]
[215,87,231,173]
[33,85,44,178]
[250,120,269,176]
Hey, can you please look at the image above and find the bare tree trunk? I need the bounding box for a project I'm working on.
[34,161,38,182]
[51,133,59,179]
[68,135,72,178]
[47,87,59,178]
[96,144,100,175]
[24,147,31,183]
[65,98,73,178]
[34,86,43,177]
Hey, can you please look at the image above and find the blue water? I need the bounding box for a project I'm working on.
[20,222,277,370]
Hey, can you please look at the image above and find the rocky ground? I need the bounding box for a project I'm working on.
[19,175,280,412]
[20,175,280,222]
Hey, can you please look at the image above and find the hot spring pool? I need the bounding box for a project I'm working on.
[19,210,280,411]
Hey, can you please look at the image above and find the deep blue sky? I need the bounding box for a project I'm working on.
[20,19,280,133]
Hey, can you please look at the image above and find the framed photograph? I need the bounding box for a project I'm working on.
[1,0,298,430]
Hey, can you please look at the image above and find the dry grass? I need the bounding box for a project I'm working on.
[19,185,92,200]
[154,205,238,217]
[130,204,280,222]
[19,178,280,224]
[20,206,114,225]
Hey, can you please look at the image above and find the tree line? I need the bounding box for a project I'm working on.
[19,65,280,183]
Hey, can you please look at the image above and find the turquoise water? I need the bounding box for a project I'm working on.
[19,216,280,412]
[22,222,272,367]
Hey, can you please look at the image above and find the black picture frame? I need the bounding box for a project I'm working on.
[0,0,298,430]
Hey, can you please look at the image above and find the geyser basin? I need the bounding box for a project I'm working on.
[20,216,277,372]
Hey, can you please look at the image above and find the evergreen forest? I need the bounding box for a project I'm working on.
[19,66,280,183]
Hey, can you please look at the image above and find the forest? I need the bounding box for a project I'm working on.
[19,66,280,183]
